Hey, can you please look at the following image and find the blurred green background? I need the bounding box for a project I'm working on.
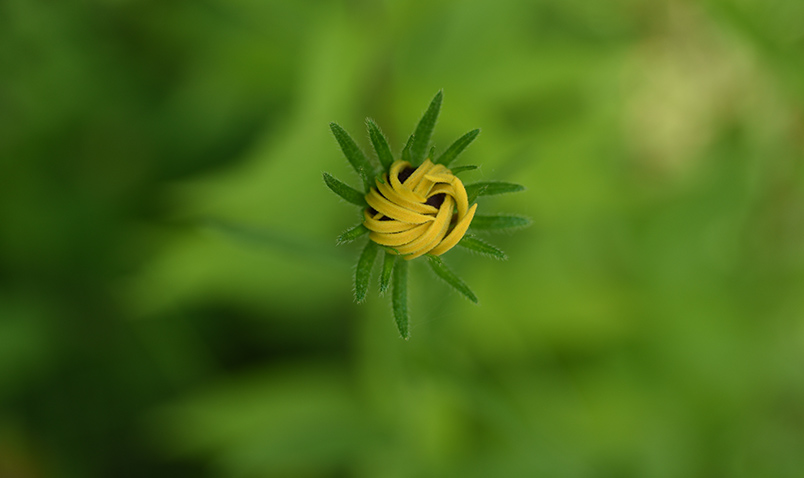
[2,0,804,476]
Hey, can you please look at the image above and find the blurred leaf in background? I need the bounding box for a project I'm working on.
[2,0,804,477]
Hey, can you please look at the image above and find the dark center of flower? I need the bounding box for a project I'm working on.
[397,166,415,184]
[426,193,445,208]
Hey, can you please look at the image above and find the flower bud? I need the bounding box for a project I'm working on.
[364,159,477,260]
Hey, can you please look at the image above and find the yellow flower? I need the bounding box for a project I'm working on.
[363,159,478,260]
[326,90,527,338]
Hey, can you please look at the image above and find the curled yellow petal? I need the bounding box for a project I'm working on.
[428,203,477,256]
[363,159,477,260]
[366,188,435,224]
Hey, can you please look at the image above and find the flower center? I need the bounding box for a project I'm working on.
[362,159,478,260]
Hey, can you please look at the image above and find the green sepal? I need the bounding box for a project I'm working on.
[434,128,480,166]
[458,235,507,260]
[330,122,376,191]
[379,251,396,295]
[469,214,532,232]
[401,134,413,164]
[323,172,367,206]
[450,165,478,174]
[392,259,409,339]
[426,255,478,304]
[465,181,525,203]
[337,224,369,245]
[410,90,443,166]
[355,240,379,303]
[466,185,486,204]
[366,118,394,171]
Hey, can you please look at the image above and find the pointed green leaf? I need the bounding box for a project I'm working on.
[401,134,413,164]
[469,214,532,232]
[426,255,478,304]
[355,240,379,303]
[428,145,436,161]
[410,90,443,166]
[435,128,480,166]
[392,259,409,339]
[465,181,525,203]
[466,185,487,204]
[330,122,375,191]
[366,118,394,170]
[337,224,369,245]
[323,172,367,206]
[458,235,507,260]
[379,251,396,295]
[451,165,478,174]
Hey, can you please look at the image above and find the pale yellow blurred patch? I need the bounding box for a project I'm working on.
[623,1,794,180]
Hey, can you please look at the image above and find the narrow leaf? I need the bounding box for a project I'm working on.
[435,128,480,166]
[323,172,366,206]
[469,214,532,232]
[366,118,394,170]
[337,224,369,245]
[466,185,486,204]
[428,145,436,161]
[392,259,409,339]
[379,251,396,295]
[410,90,443,166]
[330,122,375,191]
[355,240,379,303]
[451,165,478,174]
[466,181,525,203]
[401,134,413,163]
[426,255,478,304]
[458,235,507,260]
